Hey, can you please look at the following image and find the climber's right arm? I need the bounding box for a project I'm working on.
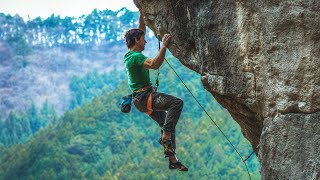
[143,34,172,70]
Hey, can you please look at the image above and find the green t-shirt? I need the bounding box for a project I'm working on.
[124,50,152,91]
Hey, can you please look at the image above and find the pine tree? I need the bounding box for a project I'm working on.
[28,103,40,133]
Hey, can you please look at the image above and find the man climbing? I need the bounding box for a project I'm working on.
[123,8,188,171]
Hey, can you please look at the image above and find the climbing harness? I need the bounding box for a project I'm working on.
[131,86,154,115]
[156,39,255,179]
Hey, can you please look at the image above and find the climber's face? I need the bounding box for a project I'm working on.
[136,35,147,51]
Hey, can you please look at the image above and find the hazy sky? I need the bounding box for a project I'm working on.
[0,0,138,19]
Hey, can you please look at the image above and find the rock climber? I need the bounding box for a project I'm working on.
[123,7,188,171]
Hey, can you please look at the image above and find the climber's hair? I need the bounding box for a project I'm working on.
[124,28,145,49]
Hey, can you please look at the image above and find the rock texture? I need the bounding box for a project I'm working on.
[135,0,320,179]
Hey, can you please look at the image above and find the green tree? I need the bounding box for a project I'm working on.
[19,115,32,143]
[6,32,31,57]
[61,16,75,45]
[28,103,40,133]
[0,119,4,145]
[40,100,58,125]
[3,112,19,146]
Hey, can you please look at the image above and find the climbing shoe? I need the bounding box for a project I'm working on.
[160,139,176,157]
[169,161,188,171]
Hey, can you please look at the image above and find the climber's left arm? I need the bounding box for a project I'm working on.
[138,9,146,33]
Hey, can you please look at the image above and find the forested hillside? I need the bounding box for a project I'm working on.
[0,8,261,179]
[0,56,261,179]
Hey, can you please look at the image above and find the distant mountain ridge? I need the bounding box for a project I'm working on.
[0,8,136,48]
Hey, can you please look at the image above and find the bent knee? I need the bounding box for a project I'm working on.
[176,98,183,108]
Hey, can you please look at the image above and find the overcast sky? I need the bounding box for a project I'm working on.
[0,0,138,20]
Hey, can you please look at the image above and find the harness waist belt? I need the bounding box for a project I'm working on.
[132,86,153,115]
[133,86,152,93]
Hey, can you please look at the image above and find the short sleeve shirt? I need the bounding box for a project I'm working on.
[124,50,152,91]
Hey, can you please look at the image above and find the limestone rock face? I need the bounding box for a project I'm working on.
[135,0,320,179]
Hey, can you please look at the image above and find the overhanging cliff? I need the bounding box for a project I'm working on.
[135,0,320,179]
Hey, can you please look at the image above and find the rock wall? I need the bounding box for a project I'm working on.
[135,0,320,179]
